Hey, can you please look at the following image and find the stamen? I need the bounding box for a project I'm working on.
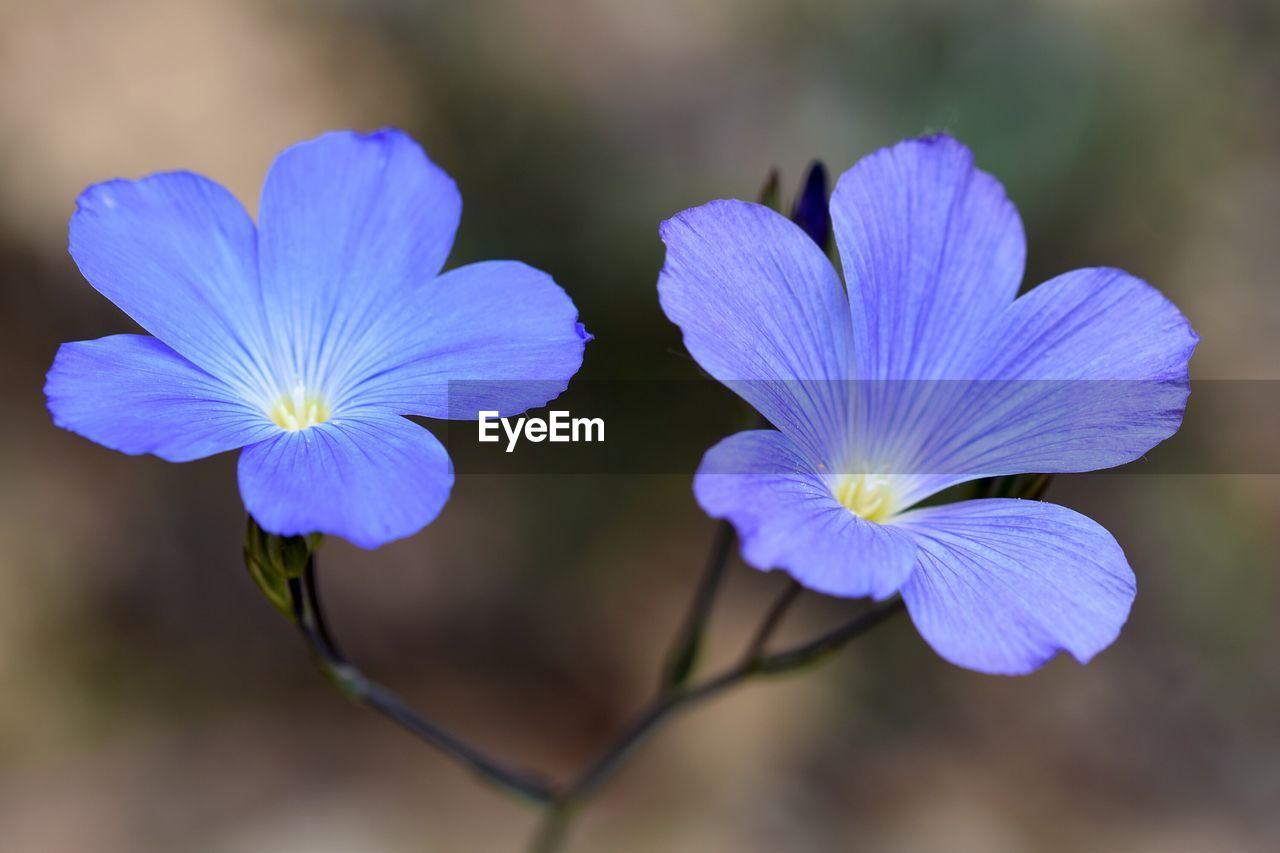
[269,382,330,432]
[833,473,896,523]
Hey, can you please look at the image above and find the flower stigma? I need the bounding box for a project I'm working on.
[833,472,896,523]
[269,382,330,432]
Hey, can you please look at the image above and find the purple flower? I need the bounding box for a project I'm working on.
[46,130,588,548]
[658,135,1196,674]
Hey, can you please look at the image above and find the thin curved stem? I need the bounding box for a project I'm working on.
[530,594,905,851]
[290,556,556,806]
[757,595,905,674]
[658,521,736,692]
[742,580,803,664]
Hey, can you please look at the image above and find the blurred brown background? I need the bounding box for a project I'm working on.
[2,0,1278,850]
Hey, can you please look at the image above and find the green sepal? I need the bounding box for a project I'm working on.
[243,516,322,620]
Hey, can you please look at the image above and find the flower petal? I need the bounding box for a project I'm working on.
[830,134,1026,379]
[659,200,853,465]
[337,261,589,418]
[68,172,273,399]
[695,430,918,599]
[898,268,1197,493]
[895,499,1135,675]
[238,413,453,549]
[256,129,462,392]
[987,267,1196,381]
[46,335,275,462]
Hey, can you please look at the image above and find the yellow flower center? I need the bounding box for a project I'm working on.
[269,383,330,432]
[833,473,896,523]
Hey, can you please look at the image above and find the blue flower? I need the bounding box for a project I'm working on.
[46,129,589,549]
[659,135,1197,675]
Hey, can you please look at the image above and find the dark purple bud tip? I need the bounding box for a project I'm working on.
[790,160,830,250]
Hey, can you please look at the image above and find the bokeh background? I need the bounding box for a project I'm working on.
[2,0,1278,850]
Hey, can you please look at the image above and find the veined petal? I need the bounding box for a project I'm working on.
[831,134,1026,380]
[899,268,1197,492]
[895,499,1135,675]
[238,413,453,549]
[659,201,853,466]
[695,430,918,599]
[256,129,462,394]
[338,261,589,418]
[68,172,273,399]
[46,335,275,462]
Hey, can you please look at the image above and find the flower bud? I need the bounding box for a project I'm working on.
[790,160,830,251]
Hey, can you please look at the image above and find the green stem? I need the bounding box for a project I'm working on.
[742,580,803,664]
[291,556,556,806]
[658,521,736,692]
[530,594,904,851]
[756,596,904,674]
